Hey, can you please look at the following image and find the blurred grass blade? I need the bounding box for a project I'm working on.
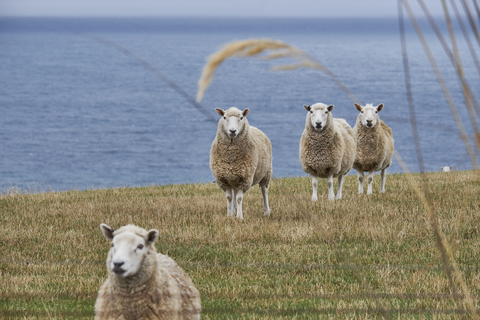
[403,0,479,168]
[441,0,480,151]
[394,150,478,318]
[196,39,359,103]
[417,0,480,124]
[398,0,426,173]
[77,33,217,123]
[449,0,480,76]
[474,0,480,21]
[460,0,480,48]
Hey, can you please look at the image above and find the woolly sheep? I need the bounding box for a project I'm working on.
[95,224,201,320]
[441,166,452,172]
[299,103,356,201]
[353,103,394,194]
[210,107,272,219]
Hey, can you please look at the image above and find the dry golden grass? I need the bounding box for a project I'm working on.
[1,171,479,319]
[196,39,359,103]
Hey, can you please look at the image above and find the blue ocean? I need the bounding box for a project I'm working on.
[0,17,479,192]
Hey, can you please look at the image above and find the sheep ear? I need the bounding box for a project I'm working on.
[377,104,384,112]
[327,105,334,112]
[450,166,452,169]
[304,104,311,111]
[100,224,115,241]
[215,108,225,116]
[146,229,159,245]
[354,103,363,112]
[242,108,250,117]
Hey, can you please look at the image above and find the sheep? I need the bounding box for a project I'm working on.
[210,107,272,219]
[441,166,452,172]
[299,103,356,201]
[352,103,394,195]
[95,224,201,320]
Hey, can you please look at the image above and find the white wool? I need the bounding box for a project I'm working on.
[299,103,356,201]
[210,107,273,219]
[353,103,395,195]
[95,224,201,320]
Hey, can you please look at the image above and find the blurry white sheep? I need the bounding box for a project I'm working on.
[95,224,201,320]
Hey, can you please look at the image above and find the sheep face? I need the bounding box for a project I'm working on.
[215,107,250,138]
[100,224,159,278]
[304,103,334,131]
[441,166,452,172]
[355,103,383,128]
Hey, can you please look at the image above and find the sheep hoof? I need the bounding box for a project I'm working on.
[263,210,271,217]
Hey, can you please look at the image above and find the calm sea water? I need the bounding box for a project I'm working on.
[0,17,479,192]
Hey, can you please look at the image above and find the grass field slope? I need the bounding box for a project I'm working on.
[1,171,479,319]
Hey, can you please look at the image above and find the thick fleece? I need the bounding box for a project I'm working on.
[95,225,201,320]
[353,120,394,172]
[210,107,272,218]
[299,103,356,200]
[353,103,394,194]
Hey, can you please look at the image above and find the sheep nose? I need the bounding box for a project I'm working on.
[366,120,372,123]
[315,122,322,128]
[229,129,237,134]
[113,262,124,269]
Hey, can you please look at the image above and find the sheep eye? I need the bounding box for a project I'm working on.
[111,243,114,247]
[137,244,144,250]
[223,116,226,120]
[309,111,313,113]
[375,111,378,113]
[240,117,243,120]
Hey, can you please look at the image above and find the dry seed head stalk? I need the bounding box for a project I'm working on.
[196,39,317,102]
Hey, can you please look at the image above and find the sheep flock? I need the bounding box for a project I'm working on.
[94,101,396,318]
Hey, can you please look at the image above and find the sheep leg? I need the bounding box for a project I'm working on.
[225,188,234,216]
[233,189,237,212]
[235,189,244,219]
[261,185,271,217]
[357,171,365,194]
[367,171,375,195]
[380,169,386,193]
[336,175,344,199]
[327,176,335,200]
[311,177,318,202]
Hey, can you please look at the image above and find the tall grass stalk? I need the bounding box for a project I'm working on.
[460,0,480,47]
[417,0,480,151]
[196,39,358,103]
[394,151,478,318]
[448,0,480,76]
[402,0,479,169]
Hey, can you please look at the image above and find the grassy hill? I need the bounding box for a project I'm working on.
[1,171,479,319]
